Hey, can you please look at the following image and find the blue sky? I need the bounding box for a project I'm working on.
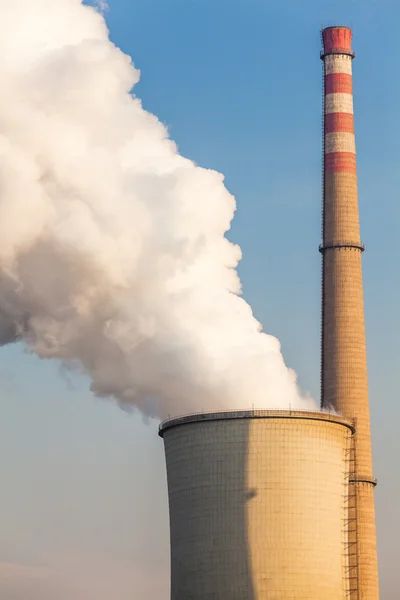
[0,0,398,597]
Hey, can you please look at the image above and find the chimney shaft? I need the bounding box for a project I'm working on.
[320,26,379,599]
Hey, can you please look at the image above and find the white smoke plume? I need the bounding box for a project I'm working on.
[0,0,314,418]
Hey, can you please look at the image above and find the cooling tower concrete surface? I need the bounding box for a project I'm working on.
[159,410,354,600]
[320,26,379,599]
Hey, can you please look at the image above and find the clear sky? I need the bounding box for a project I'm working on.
[0,0,398,597]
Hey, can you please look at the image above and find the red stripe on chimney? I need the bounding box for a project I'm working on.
[325,113,354,134]
[324,152,357,173]
[325,73,353,94]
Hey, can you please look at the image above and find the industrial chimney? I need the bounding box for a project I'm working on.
[320,26,379,599]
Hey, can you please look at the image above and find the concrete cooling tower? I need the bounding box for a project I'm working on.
[160,410,354,600]
[159,26,379,600]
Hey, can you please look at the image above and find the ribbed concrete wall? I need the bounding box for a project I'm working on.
[160,410,353,600]
[321,27,379,599]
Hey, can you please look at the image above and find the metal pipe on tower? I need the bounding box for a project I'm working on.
[320,26,379,599]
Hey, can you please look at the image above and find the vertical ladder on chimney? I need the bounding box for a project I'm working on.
[344,428,359,599]
[320,28,326,408]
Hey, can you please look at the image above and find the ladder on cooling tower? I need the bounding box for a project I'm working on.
[343,431,359,599]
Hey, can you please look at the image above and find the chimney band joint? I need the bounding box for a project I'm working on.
[319,241,365,253]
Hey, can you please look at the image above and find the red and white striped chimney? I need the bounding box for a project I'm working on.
[323,27,356,177]
[320,26,379,599]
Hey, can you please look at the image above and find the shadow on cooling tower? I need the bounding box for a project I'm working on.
[164,418,256,600]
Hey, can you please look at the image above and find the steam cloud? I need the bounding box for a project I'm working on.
[0,0,314,418]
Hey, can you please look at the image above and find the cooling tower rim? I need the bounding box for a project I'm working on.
[158,408,355,438]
